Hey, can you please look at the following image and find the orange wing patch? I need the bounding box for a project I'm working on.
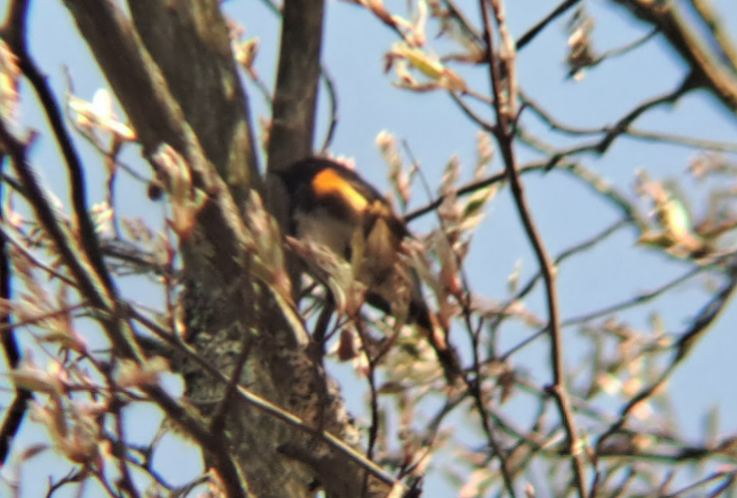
[312,168,369,212]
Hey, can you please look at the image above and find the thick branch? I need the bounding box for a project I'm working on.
[266,0,325,173]
[128,0,260,205]
[687,0,737,74]
[613,0,737,115]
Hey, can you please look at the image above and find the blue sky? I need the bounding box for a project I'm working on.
[4,0,737,496]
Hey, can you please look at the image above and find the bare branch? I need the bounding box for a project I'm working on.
[478,0,589,495]
[562,263,711,328]
[0,65,28,464]
[0,121,109,313]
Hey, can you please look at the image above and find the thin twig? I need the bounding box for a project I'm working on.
[320,66,339,153]
[441,0,483,48]
[127,306,405,491]
[497,218,631,361]
[406,158,645,232]
[514,218,631,306]
[502,259,714,361]
[593,28,659,65]
[521,89,737,153]
[0,222,77,286]
[595,267,737,451]
[706,475,736,498]
[351,318,380,498]
[0,118,109,311]
[663,470,731,498]
[562,263,710,327]
[449,92,495,132]
[530,76,698,170]
[400,139,465,384]
[108,388,141,498]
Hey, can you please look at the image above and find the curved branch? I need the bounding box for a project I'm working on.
[2,0,114,295]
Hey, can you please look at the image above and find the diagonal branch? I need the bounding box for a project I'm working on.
[129,306,404,492]
[0,120,109,313]
[612,0,737,115]
[686,0,737,74]
[516,0,582,50]
[127,0,260,205]
[1,0,114,295]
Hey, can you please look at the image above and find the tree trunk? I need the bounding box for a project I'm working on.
[62,0,387,496]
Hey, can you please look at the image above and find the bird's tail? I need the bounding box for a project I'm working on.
[408,279,463,384]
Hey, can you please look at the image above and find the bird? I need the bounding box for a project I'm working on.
[275,156,462,383]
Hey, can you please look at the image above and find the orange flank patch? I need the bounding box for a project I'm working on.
[312,168,368,212]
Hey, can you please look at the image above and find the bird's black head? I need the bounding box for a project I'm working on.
[273,157,338,196]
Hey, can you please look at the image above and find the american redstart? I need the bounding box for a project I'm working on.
[275,157,462,382]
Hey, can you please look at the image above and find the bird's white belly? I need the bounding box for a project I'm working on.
[295,209,354,260]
